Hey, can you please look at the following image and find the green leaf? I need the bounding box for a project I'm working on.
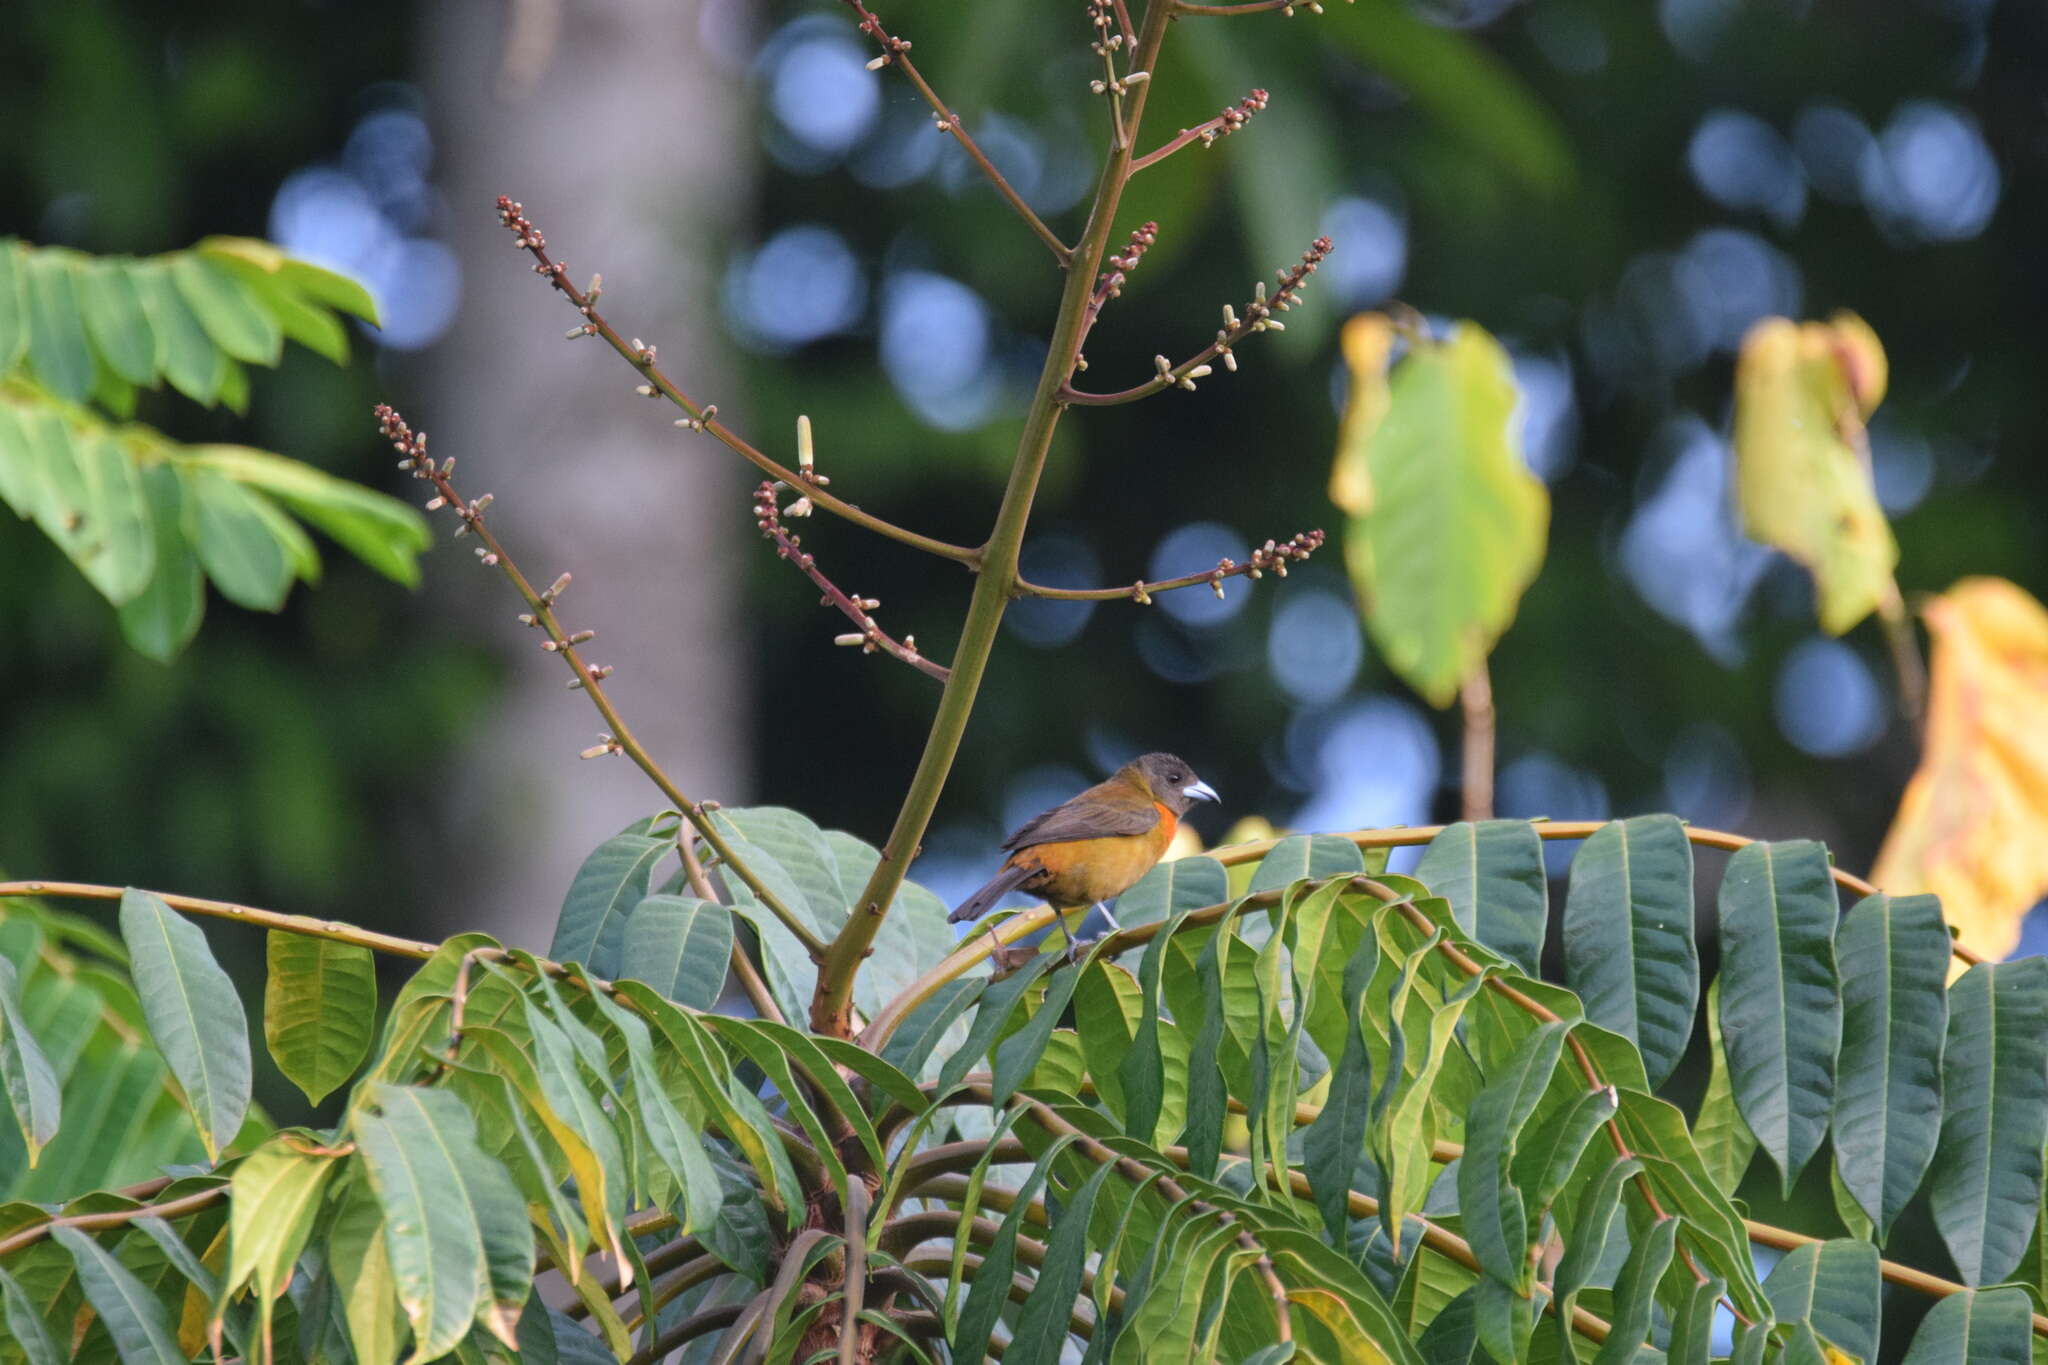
[187,466,294,611]
[186,443,430,588]
[994,957,1092,1105]
[226,1134,340,1341]
[22,250,94,401]
[1929,959,2048,1286]
[115,463,204,662]
[1414,820,1546,974]
[937,950,1058,1094]
[1303,930,1380,1239]
[0,1262,64,1365]
[620,895,732,1010]
[169,253,281,366]
[1553,1155,1639,1333]
[578,981,723,1239]
[1694,978,1757,1196]
[78,261,159,387]
[1762,1238,1880,1364]
[714,807,844,924]
[1667,1273,1724,1365]
[263,931,377,1105]
[1590,1216,1678,1365]
[1560,814,1697,1088]
[1183,914,1239,1181]
[118,888,251,1160]
[953,1135,1080,1365]
[1717,840,1842,1194]
[1113,855,1229,928]
[51,1224,185,1365]
[329,1175,407,1365]
[1832,891,1948,1235]
[879,978,983,1080]
[1342,321,1548,707]
[1513,1083,1616,1221]
[277,255,380,325]
[0,243,28,373]
[15,410,155,607]
[199,247,350,365]
[131,262,224,405]
[353,1083,535,1358]
[551,832,668,979]
[1246,834,1366,896]
[0,957,60,1163]
[1009,1162,1117,1365]
[1899,1286,2032,1365]
[1457,1021,1565,1289]
[1120,897,1207,1141]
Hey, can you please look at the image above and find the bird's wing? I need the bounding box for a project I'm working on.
[1001,782,1161,850]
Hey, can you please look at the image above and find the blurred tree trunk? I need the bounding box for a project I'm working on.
[426,0,753,944]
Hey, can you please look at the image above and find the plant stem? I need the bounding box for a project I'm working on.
[1460,657,1495,822]
[0,881,438,959]
[1877,580,1927,734]
[839,0,1073,266]
[810,0,1178,1038]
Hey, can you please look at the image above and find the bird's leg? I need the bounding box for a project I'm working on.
[1064,902,1113,962]
[1052,905,1084,963]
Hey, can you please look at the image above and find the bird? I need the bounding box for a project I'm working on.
[950,753,1218,965]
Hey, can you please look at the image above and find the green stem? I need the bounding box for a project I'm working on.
[809,0,1178,1037]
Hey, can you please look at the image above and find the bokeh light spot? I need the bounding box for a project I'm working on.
[1774,638,1885,757]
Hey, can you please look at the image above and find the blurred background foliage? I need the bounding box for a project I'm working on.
[5,0,2047,1109]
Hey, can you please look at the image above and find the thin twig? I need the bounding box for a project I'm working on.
[1877,583,1928,735]
[373,405,827,961]
[755,482,949,682]
[0,881,437,959]
[1060,237,1332,404]
[0,1187,225,1259]
[1174,0,1337,14]
[838,1,1073,264]
[1127,89,1268,174]
[1014,530,1321,603]
[495,199,979,567]
[1460,658,1495,822]
[1074,221,1158,361]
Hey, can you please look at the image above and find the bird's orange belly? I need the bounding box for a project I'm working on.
[1011,816,1176,907]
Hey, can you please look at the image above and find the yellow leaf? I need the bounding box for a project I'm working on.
[1330,313,1395,515]
[1732,312,1898,634]
[1872,577,2048,961]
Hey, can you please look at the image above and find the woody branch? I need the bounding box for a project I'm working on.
[372,404,827,958]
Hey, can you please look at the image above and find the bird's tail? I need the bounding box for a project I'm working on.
[949,863,1036,924]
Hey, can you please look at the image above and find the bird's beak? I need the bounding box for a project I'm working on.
[1184,780,1219,803]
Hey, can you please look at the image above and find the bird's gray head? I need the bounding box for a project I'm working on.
[1126,752,1219,816]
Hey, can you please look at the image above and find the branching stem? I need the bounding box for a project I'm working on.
[374,405,825,960]
[496,202,978,568]
[810,0,1180,1038]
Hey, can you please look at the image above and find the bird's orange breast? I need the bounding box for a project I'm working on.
[1006,814,1178,907]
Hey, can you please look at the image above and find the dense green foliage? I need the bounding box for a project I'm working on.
[2,815,2042,1362]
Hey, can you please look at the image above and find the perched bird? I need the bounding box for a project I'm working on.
[950,753,1218,963]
